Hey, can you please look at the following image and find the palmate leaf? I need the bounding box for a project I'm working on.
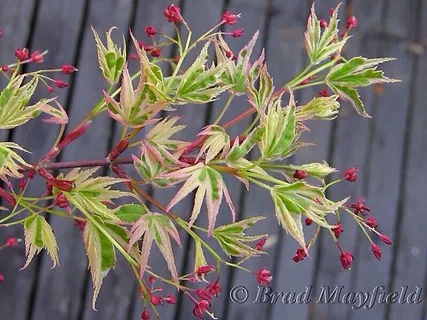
[246,64,274,112]
[296,95,340,121]
[214,31,265,95]
[128,212,181,280]
[113,203,148,223]
[196,125,230,163]
[92,27,126,84]
[305,4,347,65]
[212,217,266,258]
[22,215,59,269]
[83,221,116,310]
[270,181,347,251]
[160,163,236,236]
[59,167,134,220]
[326,57,398,117]
[0,142,31,183]
[104,63,168,127]
[258,92,297,160]
[175,42,231,103]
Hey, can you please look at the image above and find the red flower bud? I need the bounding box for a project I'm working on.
[0,274,5,282]
[61,64,77,74]
[53,80,68,89]
[196,264,214,276]
[57,121,91,150]
[364,217,377,228]
[339,251,354,270]
[150,48,161,57]
[30,50,44,64]
[344,167,359,182]
[5,237,18,247]
[231,28,244,38]
[163,4,182,23]
[346,16,358,29]
[55,193,69,208]
[293,170,308,180]
[371,244,382,260]
[206,277,222,297]
[148,275,155,284]
[18,179,26,190]
[305,217,313,226]
[138,41,154,52]
[164,294,176,304]
[350,198,371,216]
[141,308,151,320]
[0,187,16,208]
[144,26,157,37]
[193,299,210,320]
[48,178,75,192]
[221,10,240,25]
[15,48,29,61]
[108,135,130,161]
[47,85,55,93]
[319,19,328,29]
[38,168,55,180]
[196,289,212,301]
[379,234,392,245]
[254,237,266,251]
[333,222,343,239]
[1,65,8,72]
[292,248,307,263]
[225,50,236,60]
[150,294,163,306]
[318,89,328,97]
[173,55,180,64]
[255,266,272,286]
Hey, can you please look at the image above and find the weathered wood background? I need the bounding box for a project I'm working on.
[0,0,426,319]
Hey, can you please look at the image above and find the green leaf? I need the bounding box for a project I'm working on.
[212,217,266,258]
[305,4,347,64]
[83,221,116,310]
[296,95,340,121]
[114,204,147,222]
[330,84,367,117]
[22,215,59,269]
[0,142,30,182]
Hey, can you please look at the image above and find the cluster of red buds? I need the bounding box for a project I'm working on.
[138,276,177,319]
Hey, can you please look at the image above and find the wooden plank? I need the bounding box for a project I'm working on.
[47,2,136,320]
[269,2,342,320]
[0,2,40,319]
[386,0,426,319]
[344,1,419,320]
[307,1,386,319]
[1,1,87,320]
[125,1,189,319]
[225,1,307,319]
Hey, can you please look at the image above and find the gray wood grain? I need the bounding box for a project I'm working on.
[308,1,386,320]
[386,1,426,320]
[225,1,307,320]
[346,1,419,320]
[270,2,340,320]
[3,1,87,320]
[0,1,40,320]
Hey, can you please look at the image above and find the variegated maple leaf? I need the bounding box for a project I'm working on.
[160,163,236,236]
[22,215,59,269]
[196,125,230,163]
[92,26,126,85]
[174,41,231,103]
[59,167,134,220]
[214,31,264,95]
[128,211,181,280]
[133,117,187,186]
[0,142,31,183]
[270,181,347,252]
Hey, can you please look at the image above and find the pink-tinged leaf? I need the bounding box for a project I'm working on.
[155,226,178,280]
[189,184,207,227]
[223,183,236,223]
[205,172,223,236]
[166,172,201,212]
[120,64,135,118]
[139,228,154,278]
[40,99,69,124]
